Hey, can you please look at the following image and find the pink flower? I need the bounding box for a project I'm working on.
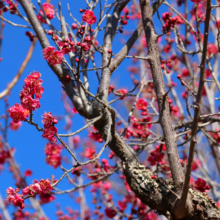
[9,104,30,123]
[20,95,40,111]
[207,44,218,58]
[9,121,22,131]
[24,169,32,177]
[39,179,53,193]
[85,147,95,159]
[45,143,62,169]
[82,10,96,25]
[194,178,210,192]
[118,200,127,211]
[6,188,25,209]
[181,67,190,77]
[43,46,55,60]
[42,112,58,128]
[115,89,127,100]
[42,126,58,142]
[105,208,116,219]
[136,98,148,111]
[39,192,55,204]
[43,46,64,65]
[72,107,78,114]
[37,3,55,24]
[88,131,103,143]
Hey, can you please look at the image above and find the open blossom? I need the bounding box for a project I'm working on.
[85,147,95,159]
[45,143,62,168]
[115,89,127,100]
[20,95,40,111]
[43,46,64,65]
[18,71,44,112]
[9,104,30,123]
[105,208,116,219]
[194,178,210,192]
[6,187,24,209]
[207,44,218,58]
[37,3,55,23]
[9,121,22,131]
[136,98,148,111]
[88,131,103,143]
[42,112,58,128]
[82,10,96,25]
[42,126,58,142]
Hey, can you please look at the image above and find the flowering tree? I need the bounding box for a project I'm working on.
[1,0,220,219]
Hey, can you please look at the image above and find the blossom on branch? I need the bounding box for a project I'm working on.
[82,10,96,25]
[43,46,64,65]
[37,3,55,24]
[9,104,30,123]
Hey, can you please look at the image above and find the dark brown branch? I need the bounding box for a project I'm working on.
[109,0,163,74]
[178,0,212,217]
[139,0,184,193]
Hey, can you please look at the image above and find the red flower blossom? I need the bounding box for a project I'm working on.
[42,126,58,143]
[82,10,96,25]
[45,143,62,169]
[85,147,95,159]
[136,98,148,111]
[24,169,32,177]
[6,188,24,209]
[42,112,58,128]
[181,67,190,77]
[207,44,218,58]
[118,200,127,211]
[37,3,55,24]
[105,208,116,219]
[20,95,40,111]
[88,131,103,142]
[194,178,210,192]
[115,89,127,100]
[9,104,30,123]
[43,46,64,65]
[9,121,22,131]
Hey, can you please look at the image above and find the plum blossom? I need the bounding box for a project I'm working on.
[42,112,58,128]
[82,10,96,25]
[44,143,62,168]
[115,89,127,100]
[6,187,24,209]
[9,121,22,131]
[194,178,210,192]
[207,44,218,58]
[136,98,148,111]
[85,147,95,159]
[9,104,30,123]
[105,208,116,219]
[43,46,64,65]
[42,126,58,143]
[37,3,55,24]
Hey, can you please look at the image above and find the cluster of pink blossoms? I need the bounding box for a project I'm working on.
[162,12,184,32]
[44,143,62,168]
[43,46,64,65]
[147,144,166,166]
[42,112,58,142]
[6,179,53,209]
[9,72,44,123]
[37,3,55,23]
[136,98,148,116]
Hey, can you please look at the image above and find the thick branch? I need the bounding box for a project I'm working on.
[139,0,184,193]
